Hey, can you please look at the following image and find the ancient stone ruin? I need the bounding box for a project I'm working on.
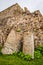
[0,3,43,59]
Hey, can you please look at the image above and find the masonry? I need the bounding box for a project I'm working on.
[0,3,43,59]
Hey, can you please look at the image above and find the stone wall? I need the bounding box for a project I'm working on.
[0,3,43,59]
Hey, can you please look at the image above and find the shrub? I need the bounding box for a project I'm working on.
[12,52,17,56]
[34,50,41,59]
[17,52,25,58]
[13,52,32,61]
[24,54,32,61]
[36,46,43,55]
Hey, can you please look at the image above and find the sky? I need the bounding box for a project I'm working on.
[0,0,43,14]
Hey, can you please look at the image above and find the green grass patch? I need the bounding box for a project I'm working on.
[0,53,43,65]
[0,46,43,65]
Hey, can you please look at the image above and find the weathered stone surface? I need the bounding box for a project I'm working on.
[23,31,34,59]
[0,3,23,19]
[0,3,43,59]
[1,29,22,54]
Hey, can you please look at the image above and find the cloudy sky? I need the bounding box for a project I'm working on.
[0,0,43,14]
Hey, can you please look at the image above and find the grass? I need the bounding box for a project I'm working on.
[0,46,43,65]
[0,54,43,65]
